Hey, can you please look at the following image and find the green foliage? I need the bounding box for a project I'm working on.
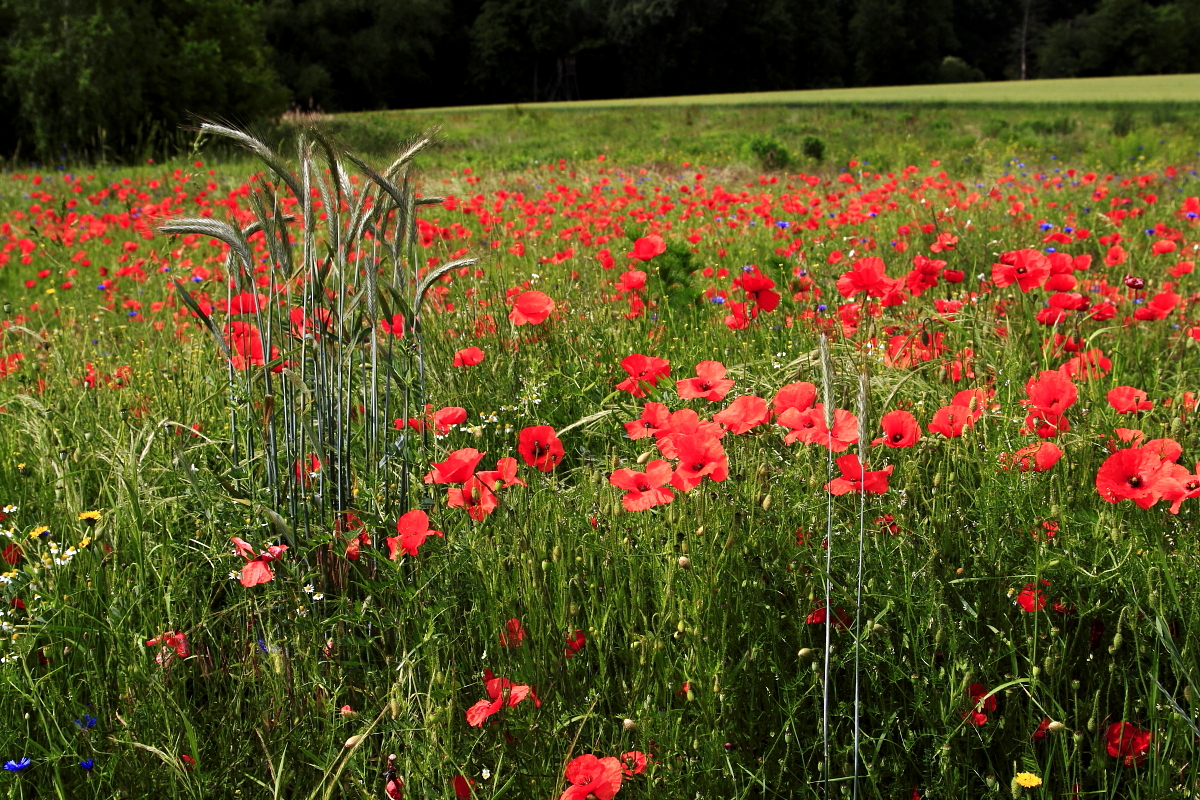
[801,134,826,161]
[649,236,703,309]
[0,0,286,162]
[1113,106,1137,138]
[938,55,985,83]
[260,0,452,112]
[746,135,792,171]
[1036,0,1200,78]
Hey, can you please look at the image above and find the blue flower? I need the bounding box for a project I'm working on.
[74,715,97,729]
[3,757,30,772]
[79,759,94,771]
[775,220,790,229]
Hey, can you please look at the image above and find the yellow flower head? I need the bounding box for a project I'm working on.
[29,526,49,539]
[1015,772,1042,788]
[77,511,101,525]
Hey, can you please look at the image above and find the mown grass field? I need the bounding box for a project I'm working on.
[1,101,1200,799]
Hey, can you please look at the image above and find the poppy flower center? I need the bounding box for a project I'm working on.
[690,461,706,472]
[532,443,547,456]
[890,432,904,442]
[698,381,711,390]
[1127,476,1142,488]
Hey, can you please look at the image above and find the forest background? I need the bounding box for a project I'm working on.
[1,0,1198,164]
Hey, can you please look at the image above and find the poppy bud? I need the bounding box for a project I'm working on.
[761,494,772,511]
[623,718,636,731]
[1109,633,1123,653]
[872,623,885,635]
[798,648,813,658]
[677,556,690,569]
[1048,720,1066,734]
[636,451,652,465]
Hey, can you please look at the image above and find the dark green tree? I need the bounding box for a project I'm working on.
[0,0,285,162]
[848,0,957,86]
[1036,0,1200,78]
[260,0,453,112]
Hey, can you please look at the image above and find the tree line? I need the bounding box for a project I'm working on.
[1,0,1197,162]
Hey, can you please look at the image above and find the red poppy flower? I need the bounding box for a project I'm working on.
[518,425,564,472]
[826,454,893,495]
[424,449,485,484]
[465,669,541,728]
[1107,386,1153,414]
[670,434,729,491]
[1032,717,1052,741]
[772,381,818,416]
[381,313,405,337]
[446,477,499,520]
[620,751,649,777]
[224,321,281,371]
[628,234,666,261]
[1133,291,1180,321]
[1059,348,1111,381]
[499,618,527,647]
[1016,581,1048,612]
[1095,446,1172,509]
[228,291,266,314]
[1025,370,1078,415]
[609,460,675,511]
[1001,441,1063,472]
[1106,722,1152,767]
[676,361,735,401]
[289,306,332,340]
[616,353,671,397]
[805,602,850,629]
[1022,409,1070,439]
[965,683,997,726]
[386,510,444,558]
[836,256,893,298]
[231,536,287,587]
[624,402,670,440]
[926,404,974,438]
[1,543,19,565]
[476,456,526,489]
[777,405,858,451]
[873,409,921,448]
[713,394,769,434]
[508,291,555,326]
[453,346,485,367]
[432,406,467,435]
[145,630,190,663]
[652,409,725,459]
[450,775,476,798]
[992,249,1050,292]
[564,629,586,657]
[560,754,623,800]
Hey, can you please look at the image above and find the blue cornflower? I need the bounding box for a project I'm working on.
[1039,222,1053,231]
[3,757,30,772]
[710,296,725,304]
[79,759,94,771]
[775,220,790,229]
[74,715,97,729]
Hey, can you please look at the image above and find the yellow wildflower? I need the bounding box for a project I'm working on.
[77,510,101,526]
[1015,772,1042,788]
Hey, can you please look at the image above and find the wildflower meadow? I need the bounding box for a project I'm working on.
[2,106,1200,799]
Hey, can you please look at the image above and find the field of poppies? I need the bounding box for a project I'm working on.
[1,107,1200,799]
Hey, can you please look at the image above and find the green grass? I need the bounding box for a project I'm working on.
[283,98,1200,177]
[1,110,1200,799]
[404,74,1200,112]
